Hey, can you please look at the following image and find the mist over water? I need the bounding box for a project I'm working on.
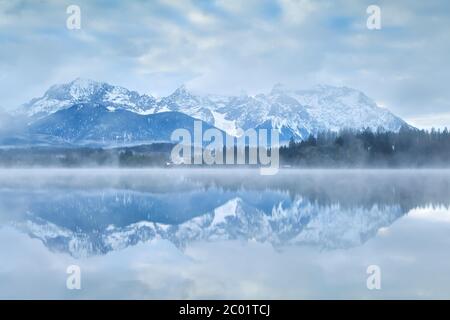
[1,169,450,299]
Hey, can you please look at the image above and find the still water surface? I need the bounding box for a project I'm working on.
[1,169,450,299]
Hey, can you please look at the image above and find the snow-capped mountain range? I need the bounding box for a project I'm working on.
[19,78,407,144]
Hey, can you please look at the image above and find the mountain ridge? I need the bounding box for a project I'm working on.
[18,78,408,144]
[27,103,225,147]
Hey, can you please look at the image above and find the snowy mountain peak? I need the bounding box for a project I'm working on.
[69,77,101,91]
[168,84,205,103]
[67,78,117,100]
[172,84,190,95]
[270,83,290,95]
[45,78,104,100]
[23,79,156,117]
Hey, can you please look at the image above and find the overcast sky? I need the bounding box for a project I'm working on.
[1,0,449,128]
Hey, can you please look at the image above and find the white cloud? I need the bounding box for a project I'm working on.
[278,0,318,25]
[0,0,449,123]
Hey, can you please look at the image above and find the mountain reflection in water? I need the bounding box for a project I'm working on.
[1,169,449,258]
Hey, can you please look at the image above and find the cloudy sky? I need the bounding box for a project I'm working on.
[0,0,449,128]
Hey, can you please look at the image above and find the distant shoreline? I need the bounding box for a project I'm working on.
[1,167,450,172]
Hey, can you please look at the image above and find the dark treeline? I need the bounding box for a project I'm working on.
[280,126,450,167]
[0,143,173,167]
[2,126,450,168]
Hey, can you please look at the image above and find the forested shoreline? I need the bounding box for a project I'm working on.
[279,126,450,167]
[1,126,450,168]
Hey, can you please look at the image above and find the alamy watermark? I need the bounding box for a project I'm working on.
[66,5,81,30]
[66,264,81,290]
[170,121,279,175]
[366,5,381,30]
[366,265,381,290]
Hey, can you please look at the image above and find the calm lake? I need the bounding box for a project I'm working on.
[1,169,450,299]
